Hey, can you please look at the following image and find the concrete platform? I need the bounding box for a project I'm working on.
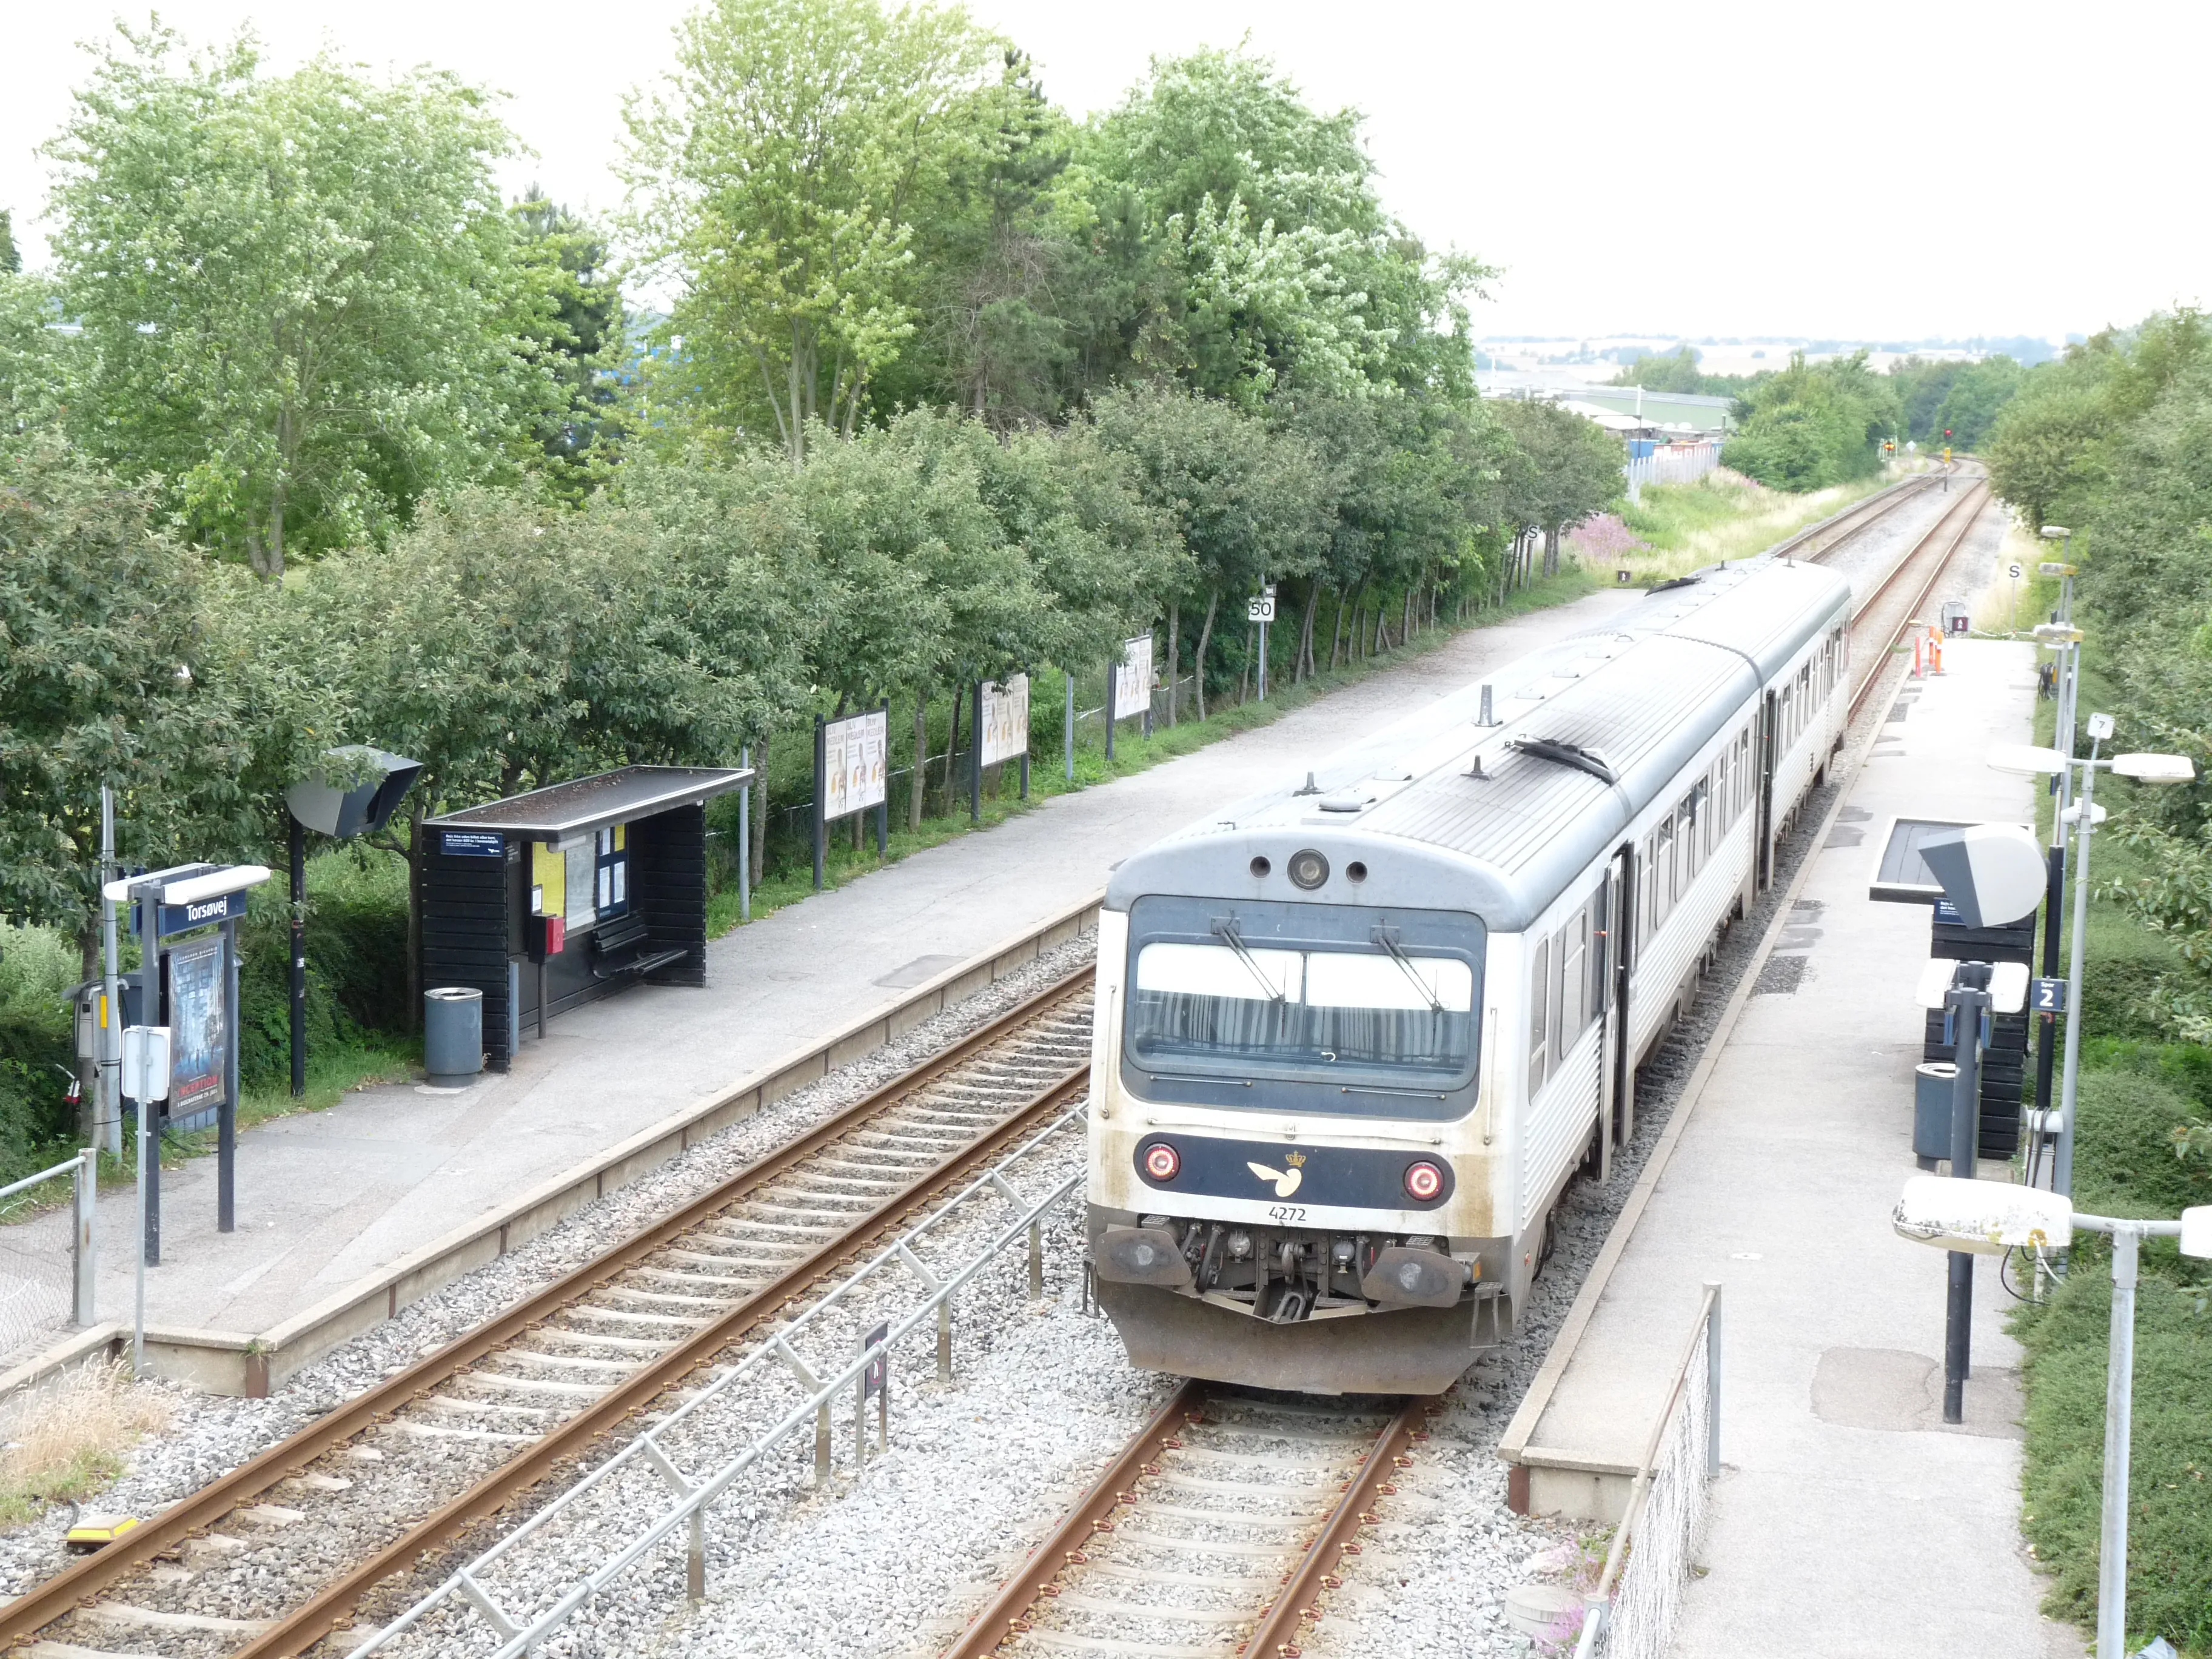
[24,590,1638,1394]
[1498,638,2085,1657]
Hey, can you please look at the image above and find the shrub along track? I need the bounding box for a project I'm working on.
[0,970,1094,1659]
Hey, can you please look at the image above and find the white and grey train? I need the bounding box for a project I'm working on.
[1087,552,1855,1393]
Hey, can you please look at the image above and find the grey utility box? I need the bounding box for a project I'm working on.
[1913,1061,1958,1167]
[424,987,485,1085]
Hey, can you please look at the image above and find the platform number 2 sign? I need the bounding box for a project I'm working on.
[2031,977,2067,1014]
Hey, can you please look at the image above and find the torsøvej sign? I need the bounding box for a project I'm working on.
[153,890,249,937]
[440,830,505,858]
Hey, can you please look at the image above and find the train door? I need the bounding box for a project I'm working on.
[1755,688,1779,889]
[1604,842,1636,1171]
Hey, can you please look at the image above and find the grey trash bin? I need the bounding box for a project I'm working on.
[424,987,484,1085]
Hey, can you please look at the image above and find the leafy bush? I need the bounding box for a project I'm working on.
[2019,1269,2212,1650]
[1721,351,1899,492]
[233,850,409,1093]
[0,923,79,1179]
[2070,1070,2212,1224]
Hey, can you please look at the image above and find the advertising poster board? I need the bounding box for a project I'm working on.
[1114,635,1154,723]
[980,674,1030,766]
[823,709,888,821]
[166,932,227,1117]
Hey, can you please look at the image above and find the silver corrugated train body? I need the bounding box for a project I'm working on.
[1087,554,1854,1393]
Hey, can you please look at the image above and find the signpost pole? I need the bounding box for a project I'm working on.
[99,787,121,1161]
[2096,1224,2140,1659]
[812,715,827,892]
[1064,672,1074,782]
[289,814,307,1097]
[877,703,890,856]
[971,682,984,825]
[1019,675,1031,802]
[1105,652,1117,762]
[220,914,240,1232]
[1943,974,1989,1423]
[738,745,751,922]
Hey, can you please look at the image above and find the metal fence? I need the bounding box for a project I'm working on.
[1575,1282,1721,1659]
[0,1151,98,1368]
[1624,442,1724,504]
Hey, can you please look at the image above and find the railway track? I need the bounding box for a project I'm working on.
[2,970,1095,1659]
[1832,464,1993,717]
[941,1383,1436,1659]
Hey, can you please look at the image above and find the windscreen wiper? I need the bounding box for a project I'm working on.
[1509,737,1617,786]
[1371,924,1445,1013]
[1210,916,1286,1002]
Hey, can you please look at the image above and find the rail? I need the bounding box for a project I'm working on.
[0,968,1093,1655]
[355,1104,1088,1659]
[1843,471,1992,719]
[1574,1282,1722,1659]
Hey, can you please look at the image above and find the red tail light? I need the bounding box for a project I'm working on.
[1142,1142,1181,1182]
[1404,1161,1444,1201]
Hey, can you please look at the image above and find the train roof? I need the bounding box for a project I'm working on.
[1106,554,1853,930]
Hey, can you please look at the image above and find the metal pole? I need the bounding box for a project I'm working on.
[129,877,154,1376]
[1064,672,1074,783]
[1105,654,1117,762]
[2096,1224,2139,1659]
[99,788,122,1161]
[878,702,890,856]
[289,814,307,1097]
[2056,746,2099,1198]
[74,1145,97,1326]
[220,916,238,1232]
[970,682,983,825]
[812,715,826,892]
[1944,976,1988,1423]
[737,744,751,923]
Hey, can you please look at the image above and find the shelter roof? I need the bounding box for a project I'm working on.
[425,765,752,842]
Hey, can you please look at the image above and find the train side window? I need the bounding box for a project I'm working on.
[1528,936,1552,1094]
[1558,906,1587,1059]
[1680,789,1701,883]
[1654,819,1675,927]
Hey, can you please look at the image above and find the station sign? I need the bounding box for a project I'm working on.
[440,830,505,859]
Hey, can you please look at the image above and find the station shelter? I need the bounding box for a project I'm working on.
[420,765,752,1071]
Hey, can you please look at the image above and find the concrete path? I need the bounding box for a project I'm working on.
[78,589,1641,1343]
[1507,638,2083,1657]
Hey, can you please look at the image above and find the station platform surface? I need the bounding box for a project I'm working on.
[1505,638,2084,1658]
[59,590,1640,1358]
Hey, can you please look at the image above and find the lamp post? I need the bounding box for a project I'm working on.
[1895,1181,2212,1659]
[1989,733,2195,1198]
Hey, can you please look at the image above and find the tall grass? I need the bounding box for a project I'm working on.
[1609,466,1913,581]
[0,1360,169,1530]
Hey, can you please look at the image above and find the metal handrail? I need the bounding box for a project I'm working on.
[0,1153,88,1208]
[355,1107,1086,1659]
[1574,1280,1722,1658]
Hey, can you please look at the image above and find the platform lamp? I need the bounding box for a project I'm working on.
[1989,731,2194,1201]
[284,748,423,1096]
[1895,1180,2212,1659]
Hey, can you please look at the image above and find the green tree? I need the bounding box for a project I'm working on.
[1491,398,1624,572]
[0,211,18,275]
[1075,45,1487,406]
[45,23,558,574]
[1611,346,1751,400]
[622,0,1011,460]
[0,442,261,978]
[1091,383,1328,717]
[511,189,625,492]
[1722,351,1899,491]
[0,272,77,453]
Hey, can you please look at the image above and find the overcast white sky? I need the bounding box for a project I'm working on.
[4,0,2202,344]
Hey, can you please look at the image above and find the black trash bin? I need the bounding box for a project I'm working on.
[424,986,484,1086]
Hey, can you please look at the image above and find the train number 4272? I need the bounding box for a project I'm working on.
[1268,1204,1307,1224]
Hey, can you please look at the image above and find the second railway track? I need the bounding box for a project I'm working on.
[2,970,1095,1658]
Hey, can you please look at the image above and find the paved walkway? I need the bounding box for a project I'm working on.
[76,591,1640,1342]
[1510,638,2083,1657]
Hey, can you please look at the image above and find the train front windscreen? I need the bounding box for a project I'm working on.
[1120,895,1484,1118]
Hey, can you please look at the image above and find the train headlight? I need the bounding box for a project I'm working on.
[1287,848,1330,890]
[1404,1161,1445,1202]
[1142,1141,1181,1182]
[1226,1230,1253,1259]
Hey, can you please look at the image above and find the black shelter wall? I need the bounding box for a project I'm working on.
[631,806,708,987]
[421,838,516,1070]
